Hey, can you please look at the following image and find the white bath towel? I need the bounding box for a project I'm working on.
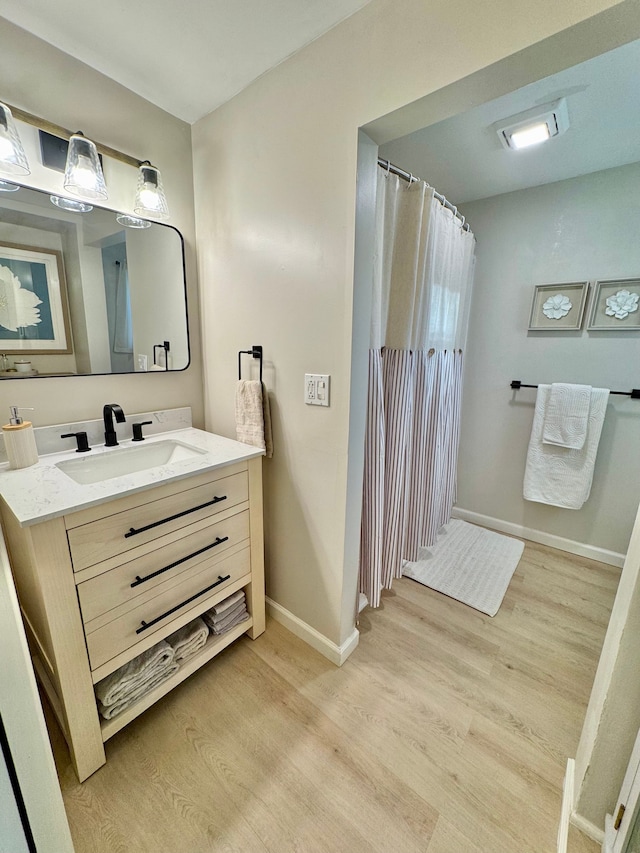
[97,663,180,720]
[95,640,175,708]
[542,383,592,449]
[166,617,209,662]
[524,385,609,509]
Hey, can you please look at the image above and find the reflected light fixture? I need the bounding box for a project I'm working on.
[134,162,169,220]
[116,213,151,229]
[50,195,93,213]
[0,102,30,176]
[0,180,20,192]
[63,132,108,200]
[495,98,570,151]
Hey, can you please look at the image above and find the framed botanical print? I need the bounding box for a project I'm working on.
[587,278,640,331]
[0,242,72,353]
[528,281,589,331]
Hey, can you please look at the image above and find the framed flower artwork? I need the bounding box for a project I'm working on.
[587,279,640,331]
[0,242,72,353]
[528,282,589,331]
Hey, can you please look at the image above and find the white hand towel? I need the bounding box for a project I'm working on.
[95,640,175,708]
[542,383,592,449]
[524,385,609,510]
[166,617,209,662]
[236,380,266,451]
[97,663,180,720]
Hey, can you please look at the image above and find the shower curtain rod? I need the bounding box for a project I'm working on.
[377,157,471,232]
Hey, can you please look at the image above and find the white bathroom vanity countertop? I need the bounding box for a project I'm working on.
[0,428,264,526]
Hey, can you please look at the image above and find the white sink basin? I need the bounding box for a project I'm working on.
[56,439,207,485]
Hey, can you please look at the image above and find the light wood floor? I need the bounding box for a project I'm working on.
[47,541,619,853]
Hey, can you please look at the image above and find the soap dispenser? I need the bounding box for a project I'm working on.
[2,406,38,469]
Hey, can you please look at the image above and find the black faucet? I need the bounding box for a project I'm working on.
[103,403,126,447]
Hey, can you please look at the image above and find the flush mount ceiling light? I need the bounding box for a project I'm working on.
[50,195,93,213]
[116,213,152,229]
[63,132,108,200]
[134,162,169,220]
[494,98,570,151]
[0,102,30,176]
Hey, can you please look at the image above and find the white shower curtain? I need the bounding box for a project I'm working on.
[359,169,476,608]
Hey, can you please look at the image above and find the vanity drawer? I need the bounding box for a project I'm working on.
[68,470,248,572]
[77,509,250,624]
[84,546,251,671]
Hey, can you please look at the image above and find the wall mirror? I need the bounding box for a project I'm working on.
[0,184,188,377]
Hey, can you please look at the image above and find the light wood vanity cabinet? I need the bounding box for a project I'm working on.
[0,456,265,782]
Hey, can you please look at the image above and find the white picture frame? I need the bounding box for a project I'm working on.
[587,278,640,331]
[528,282,589,331]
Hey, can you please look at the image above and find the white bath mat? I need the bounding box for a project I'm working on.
[402,519,524,617]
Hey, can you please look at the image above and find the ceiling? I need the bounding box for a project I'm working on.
[0,0,370,123]
[379,38,640,205]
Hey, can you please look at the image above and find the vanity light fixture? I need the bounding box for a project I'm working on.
[0,180,20,192]
[495,98,570,151]
[134,162,169,220]
[0,103,30,176]
[116,213,151,229]
[0,102,171,220]
[50,195,93,213]
[63,132,108,200]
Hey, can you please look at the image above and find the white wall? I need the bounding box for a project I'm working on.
[0,19,203,428]
[192,0,630,648]
[457,162,640,557]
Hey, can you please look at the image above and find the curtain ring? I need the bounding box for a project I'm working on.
[409,173,414,183]
[428,347,435,357]
[385,159,391,176]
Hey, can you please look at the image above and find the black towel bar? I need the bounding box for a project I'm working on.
[510,380,640,398]
[238,345,263,382]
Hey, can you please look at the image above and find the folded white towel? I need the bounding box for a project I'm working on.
[236,380,267,452]
[542,383,592,449]
[97,663,180,720]
[524,385,609,509]
[95,641,175,708]
[209,589,246,616]
[166,617,209,662]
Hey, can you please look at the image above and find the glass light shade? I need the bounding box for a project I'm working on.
[116,213,151,229]
[0,103,30,176]
[50,195,93,213]
[0,180,20,192]
[134,163,169,219]
[63,133,108,200]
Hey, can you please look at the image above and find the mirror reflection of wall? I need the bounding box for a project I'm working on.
[0,185,188,377]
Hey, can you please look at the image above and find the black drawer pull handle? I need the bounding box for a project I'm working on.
[135,574,232,634]
[130,537,230,588]
[125,495,228,538]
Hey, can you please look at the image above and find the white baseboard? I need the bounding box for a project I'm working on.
[558,758,575,853]
[265,597,359,666]
[452,508,625,568]
[570,813,605,846]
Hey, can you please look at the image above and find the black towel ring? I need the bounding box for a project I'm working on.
[238,345,263,382]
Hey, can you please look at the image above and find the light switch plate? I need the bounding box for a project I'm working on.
[137,354,148,371]
[305,374,330,406]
